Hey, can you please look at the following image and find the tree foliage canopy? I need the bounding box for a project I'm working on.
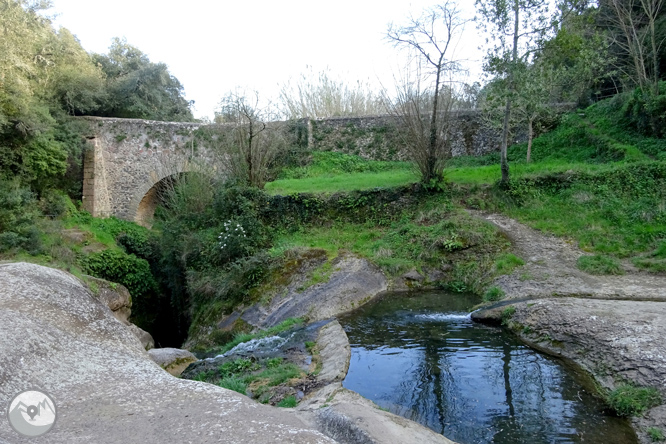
[91,38,194,121]
[0,1,193,194]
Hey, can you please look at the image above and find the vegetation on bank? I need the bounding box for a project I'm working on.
[4,90,666,350]
[605,384,662,417]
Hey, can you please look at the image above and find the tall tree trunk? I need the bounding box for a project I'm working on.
[649,12,660,94]
[500,97,511,184]
[428,56,444,184]
[527,118,533,163]
[500,0,520,186]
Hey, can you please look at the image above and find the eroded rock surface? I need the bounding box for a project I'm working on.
[86,276,132,324]
[473,293,666,442]
[0,263,336,444]
[148,347,198,377]
[242,254,387,328]
[470,212,666,443]
[0,262,449,444]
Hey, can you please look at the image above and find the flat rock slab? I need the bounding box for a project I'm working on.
[487,298,666,394]
[242,255,387,328]
[474,297,666,442]
[0,263,335,444]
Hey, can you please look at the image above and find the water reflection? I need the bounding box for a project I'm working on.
[339,291,636,444]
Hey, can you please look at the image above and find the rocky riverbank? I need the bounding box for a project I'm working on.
[471,212,666,444]
[0,262,454,444]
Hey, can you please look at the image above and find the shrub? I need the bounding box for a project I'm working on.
[623,83,666,138]
[80,249,157,298]
[277,395,298,408]
[606,385,661,417]
[494,253,525,275]
[577,255,624,275]
[648,427,665,442]
[484,286,506,302]
[218,376,247,395]
[501,306,516,326]
[0,179,40,234]
[39,190,74,218]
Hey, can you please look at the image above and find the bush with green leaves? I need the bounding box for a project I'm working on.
[80,249,157,299]
[0,180,42,254]
[648,427,665,442]
[484,286,506,302]
[623,82,666,138]
[606,385,661,417]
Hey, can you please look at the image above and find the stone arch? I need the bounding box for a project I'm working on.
[134,174,181,227]
[129,159,197,227]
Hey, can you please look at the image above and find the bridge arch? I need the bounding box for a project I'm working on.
[81,117,223,222]
[134,173,183,227]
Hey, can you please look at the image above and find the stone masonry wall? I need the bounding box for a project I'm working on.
[81,117,221,222]
[310,110,502,161]
[81,112,500,222]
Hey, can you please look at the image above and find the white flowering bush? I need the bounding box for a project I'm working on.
[217,220,248,260]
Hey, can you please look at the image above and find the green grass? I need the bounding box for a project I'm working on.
[297,259,334,292]
[266,169,418,195]
[606,384,662,417]
[277,395,298,408]
[446,161,611,185]
[577,254,624,275]
[648,427,665,442]
[496,162,666,262]
[218,376,247,395]
[273,201,508,290]
[494,253,525,275]
[267,151,416,194]
[248,362,303,387]
[483,286,506,302]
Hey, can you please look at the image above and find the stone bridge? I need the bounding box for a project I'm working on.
[81,117,223,226]
[81,111,506,225]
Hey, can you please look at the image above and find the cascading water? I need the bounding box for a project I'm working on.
[339,290,637,444]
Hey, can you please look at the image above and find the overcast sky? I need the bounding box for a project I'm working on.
[48,1,484,120]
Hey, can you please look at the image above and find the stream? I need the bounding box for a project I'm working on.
[338,290,637,444]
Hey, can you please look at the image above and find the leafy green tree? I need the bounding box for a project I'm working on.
[92,38,193,121]
[476,0,563,184]
[0,0,102,190]
[539,6,613,105]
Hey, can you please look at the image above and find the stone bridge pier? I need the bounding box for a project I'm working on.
[81,117,222,226]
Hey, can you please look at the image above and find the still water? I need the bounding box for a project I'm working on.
[339,291,637,444]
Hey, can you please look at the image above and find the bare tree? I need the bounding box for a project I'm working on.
[602,0,664,94]
[216,91,287,189]
[386,1,468,185]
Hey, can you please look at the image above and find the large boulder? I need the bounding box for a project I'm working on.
[0,263,335,444]
[148,348,198,377]
[242,254,388,328]
[0,262,456,444]
[85,276,132,324]
[85,275,155,350]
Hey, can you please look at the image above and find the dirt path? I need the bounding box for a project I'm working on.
[473,211,666,301]
[471,212,666,444]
